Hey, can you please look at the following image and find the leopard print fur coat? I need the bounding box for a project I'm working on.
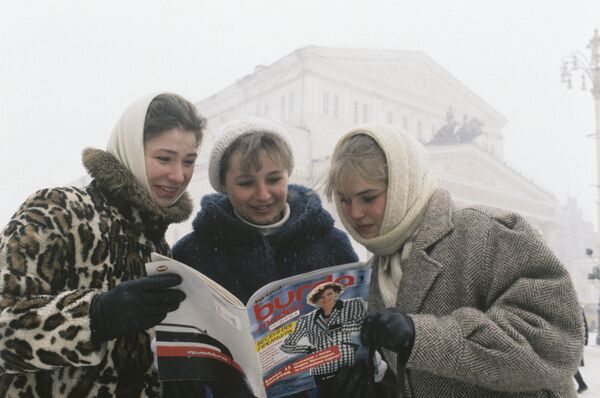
[0,148,192,397]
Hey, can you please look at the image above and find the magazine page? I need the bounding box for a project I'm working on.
[246,262,371,398]
[145,254,265,397]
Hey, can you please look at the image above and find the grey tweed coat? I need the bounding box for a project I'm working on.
[369,189,584,397]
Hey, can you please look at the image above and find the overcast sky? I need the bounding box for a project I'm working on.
[1,0,599,229]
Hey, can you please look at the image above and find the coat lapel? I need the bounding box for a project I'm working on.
[329,306,341,324]
[396,190,454,313]
[396,251,444,313]
[313,311,329,332]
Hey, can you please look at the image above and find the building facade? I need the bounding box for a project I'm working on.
[154,46,597,315]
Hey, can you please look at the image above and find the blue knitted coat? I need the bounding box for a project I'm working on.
[172,184,358,304]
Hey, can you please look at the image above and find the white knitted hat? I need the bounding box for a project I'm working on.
[208,116,294,193]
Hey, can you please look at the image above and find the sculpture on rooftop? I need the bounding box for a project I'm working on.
[428,107,486,145]
[429,107,458,144]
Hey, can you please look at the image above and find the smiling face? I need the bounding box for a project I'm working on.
[316,288,338,315]
[144,127,198,207]
[223,149,289,225]
[337,173,387,239]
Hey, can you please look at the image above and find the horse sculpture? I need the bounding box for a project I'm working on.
[428,108,486,145]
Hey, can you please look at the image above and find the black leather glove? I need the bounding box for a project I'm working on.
[331,363,374,398]
[360,308,415,362]
[90,273,185,344]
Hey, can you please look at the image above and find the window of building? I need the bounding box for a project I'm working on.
[362,104,369,123]
[386,111,393,124]
[323,92,329,115]
[280,96,286,118]
[353,101,359,123]
[289,92,295,115]
[333,94,339,118]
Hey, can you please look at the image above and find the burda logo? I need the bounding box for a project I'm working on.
[156,265,168,272]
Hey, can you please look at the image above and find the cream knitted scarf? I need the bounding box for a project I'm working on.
[333,123,435,306]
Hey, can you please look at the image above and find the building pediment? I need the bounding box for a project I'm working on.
[300,46,507,126]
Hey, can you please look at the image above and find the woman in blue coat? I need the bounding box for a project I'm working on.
[172,116,358,396]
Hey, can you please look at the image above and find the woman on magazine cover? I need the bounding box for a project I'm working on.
[0,93,206,397]
[280,282,367,394]
[324,123,584,397]
[172,115,358,397]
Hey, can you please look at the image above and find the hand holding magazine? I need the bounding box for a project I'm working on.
[145,253,371,398]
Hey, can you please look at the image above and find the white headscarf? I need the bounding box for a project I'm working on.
[106,93,158,196]
[107,92,193,207]
[332,123,436,306]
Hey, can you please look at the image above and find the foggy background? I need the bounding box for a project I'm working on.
[1,0,599,229]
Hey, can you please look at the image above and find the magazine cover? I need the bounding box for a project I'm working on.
[249,266,371,398]
[146,254,371,398]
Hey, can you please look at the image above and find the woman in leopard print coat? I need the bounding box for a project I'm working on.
[0,93,205,397]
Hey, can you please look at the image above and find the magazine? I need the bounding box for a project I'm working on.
[145,253,371,398]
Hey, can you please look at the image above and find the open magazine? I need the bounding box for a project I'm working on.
[145,253,371,398]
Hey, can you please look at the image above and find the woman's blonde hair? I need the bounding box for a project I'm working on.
[325,133,388,199]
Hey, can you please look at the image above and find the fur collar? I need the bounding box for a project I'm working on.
[82,147,193,224]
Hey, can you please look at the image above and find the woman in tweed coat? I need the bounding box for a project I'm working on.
[324,123,584,397]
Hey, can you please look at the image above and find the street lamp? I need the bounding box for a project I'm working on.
[563,30,600,345]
